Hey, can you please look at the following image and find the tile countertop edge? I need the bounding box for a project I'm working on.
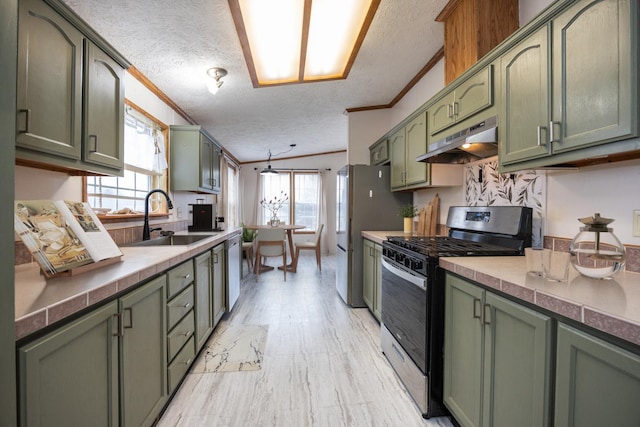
[439,257,640,347]
[15,228,241,341]
[361,230,416,245]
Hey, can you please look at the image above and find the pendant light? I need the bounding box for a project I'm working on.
[260,150,278,175]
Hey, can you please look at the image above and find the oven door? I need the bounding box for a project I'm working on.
[381,256,428,373]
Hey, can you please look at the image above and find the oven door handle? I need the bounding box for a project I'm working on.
[381,258,426,290]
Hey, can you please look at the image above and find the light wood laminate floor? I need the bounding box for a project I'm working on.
[157,254,454,427]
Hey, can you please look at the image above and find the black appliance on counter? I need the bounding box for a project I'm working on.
[188,203,223,232]
[380,205,532,419]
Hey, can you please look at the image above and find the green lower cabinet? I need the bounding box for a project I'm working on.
[362,239,381,320]
[194,251,214,351]
[444,274,484,427]
[444,273,552,427]
[119,275,168,427]
[212,243,226,326]
[482,292,552,427]
[18,301,120,427]
[555,323,640,427]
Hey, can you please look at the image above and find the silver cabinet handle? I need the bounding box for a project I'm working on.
[183,302,191,309]
[447,103,453,119]
[453,101,459,117]
[473,298,482,319]
[183,273,190,280]
[183,330,193,338]
[549,121,560,143]
[112,313,122,337]
[18,109,31,133]
[483,304,491,325]
[184,358,192,366]
[89,134,98,153]
[123,307,133,330]
[536,126,547,146]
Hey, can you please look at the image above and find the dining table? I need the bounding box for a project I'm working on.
[245,224,305,273]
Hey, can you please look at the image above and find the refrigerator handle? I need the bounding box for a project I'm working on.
[348,218,352,249]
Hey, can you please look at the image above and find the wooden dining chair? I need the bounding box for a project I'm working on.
[293,224,324,272]
[254,227,287,281]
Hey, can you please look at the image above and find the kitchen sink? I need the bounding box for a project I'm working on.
[126,234,215,247]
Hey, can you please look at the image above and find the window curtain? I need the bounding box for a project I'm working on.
[317,170,328,254]
[220,155,229,227]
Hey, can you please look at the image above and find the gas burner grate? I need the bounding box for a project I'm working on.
[386,236,521,257]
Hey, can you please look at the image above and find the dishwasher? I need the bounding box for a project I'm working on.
[226,234,241,311]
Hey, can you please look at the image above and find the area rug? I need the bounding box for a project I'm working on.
[191,324,268,373]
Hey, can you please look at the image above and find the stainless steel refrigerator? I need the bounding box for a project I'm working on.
[336,164,411,307]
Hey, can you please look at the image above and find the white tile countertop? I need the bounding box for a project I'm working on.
[362,230,640,347]
[15,228,241,340]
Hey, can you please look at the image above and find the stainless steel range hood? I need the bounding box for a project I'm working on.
[416,116,498,164]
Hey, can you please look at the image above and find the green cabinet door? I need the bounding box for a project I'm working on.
[444,274,484,427]
[83,40,125,171]
[362,239,375,311]
[16,0,83,160]
[194,251,214,350]
[389,128,406,189]
[500,25,550,165]
[551,0,635,153]
[119,276,168,427]
[455,66,493,122]
[170,125,222,194]
[373,242,382,320]
[18,301,119,427]
[212,243,226,326]
[555,323,640,427]
[482,292,552,427]
[428,91,457,135]
[405,112,429,186]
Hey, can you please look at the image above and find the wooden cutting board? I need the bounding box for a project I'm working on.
[429,194,439,235]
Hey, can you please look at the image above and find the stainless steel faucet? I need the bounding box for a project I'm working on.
[143,189,174,240]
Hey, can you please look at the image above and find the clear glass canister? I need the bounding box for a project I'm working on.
[570,213,625,279]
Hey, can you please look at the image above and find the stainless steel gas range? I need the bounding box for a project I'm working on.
[380,206,533,419]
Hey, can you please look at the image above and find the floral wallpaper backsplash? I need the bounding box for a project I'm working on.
[464,159,546,247]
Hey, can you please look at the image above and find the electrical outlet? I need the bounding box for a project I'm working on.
[634,210,640,237]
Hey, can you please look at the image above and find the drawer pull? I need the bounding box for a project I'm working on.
[183,330,193,338]
[183,302,191,309]
[183,273,191,280]
[184,358,192,366]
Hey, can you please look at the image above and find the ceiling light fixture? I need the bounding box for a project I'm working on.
[228,0,380,87]
[260,150,278,175]
[206,67,228,94]
[259,144,297,175]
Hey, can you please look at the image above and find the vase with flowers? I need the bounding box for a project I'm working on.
[260,191,288,227]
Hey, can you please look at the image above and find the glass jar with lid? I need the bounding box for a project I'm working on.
[570,213,625,279]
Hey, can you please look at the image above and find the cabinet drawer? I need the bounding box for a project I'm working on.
[167,309,195,363]
[167,336,195,394]
[167,284,194,330]
[167,260,194,298]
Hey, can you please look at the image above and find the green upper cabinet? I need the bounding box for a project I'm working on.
[444,273,552,427]
[16,0,127,175]
[16,0,83,160]
[499,25,550,164]
[369,138,389,165]
[18,301,120,427]
[170,125,222,194]
[428,66,493,137]
[390,111,429,190]
[555,323,640,427]
[83,40,125,170]
[551,0,634,152]
[500,0,637,171]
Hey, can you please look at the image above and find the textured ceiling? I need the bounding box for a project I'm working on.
[61,0,447,163]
